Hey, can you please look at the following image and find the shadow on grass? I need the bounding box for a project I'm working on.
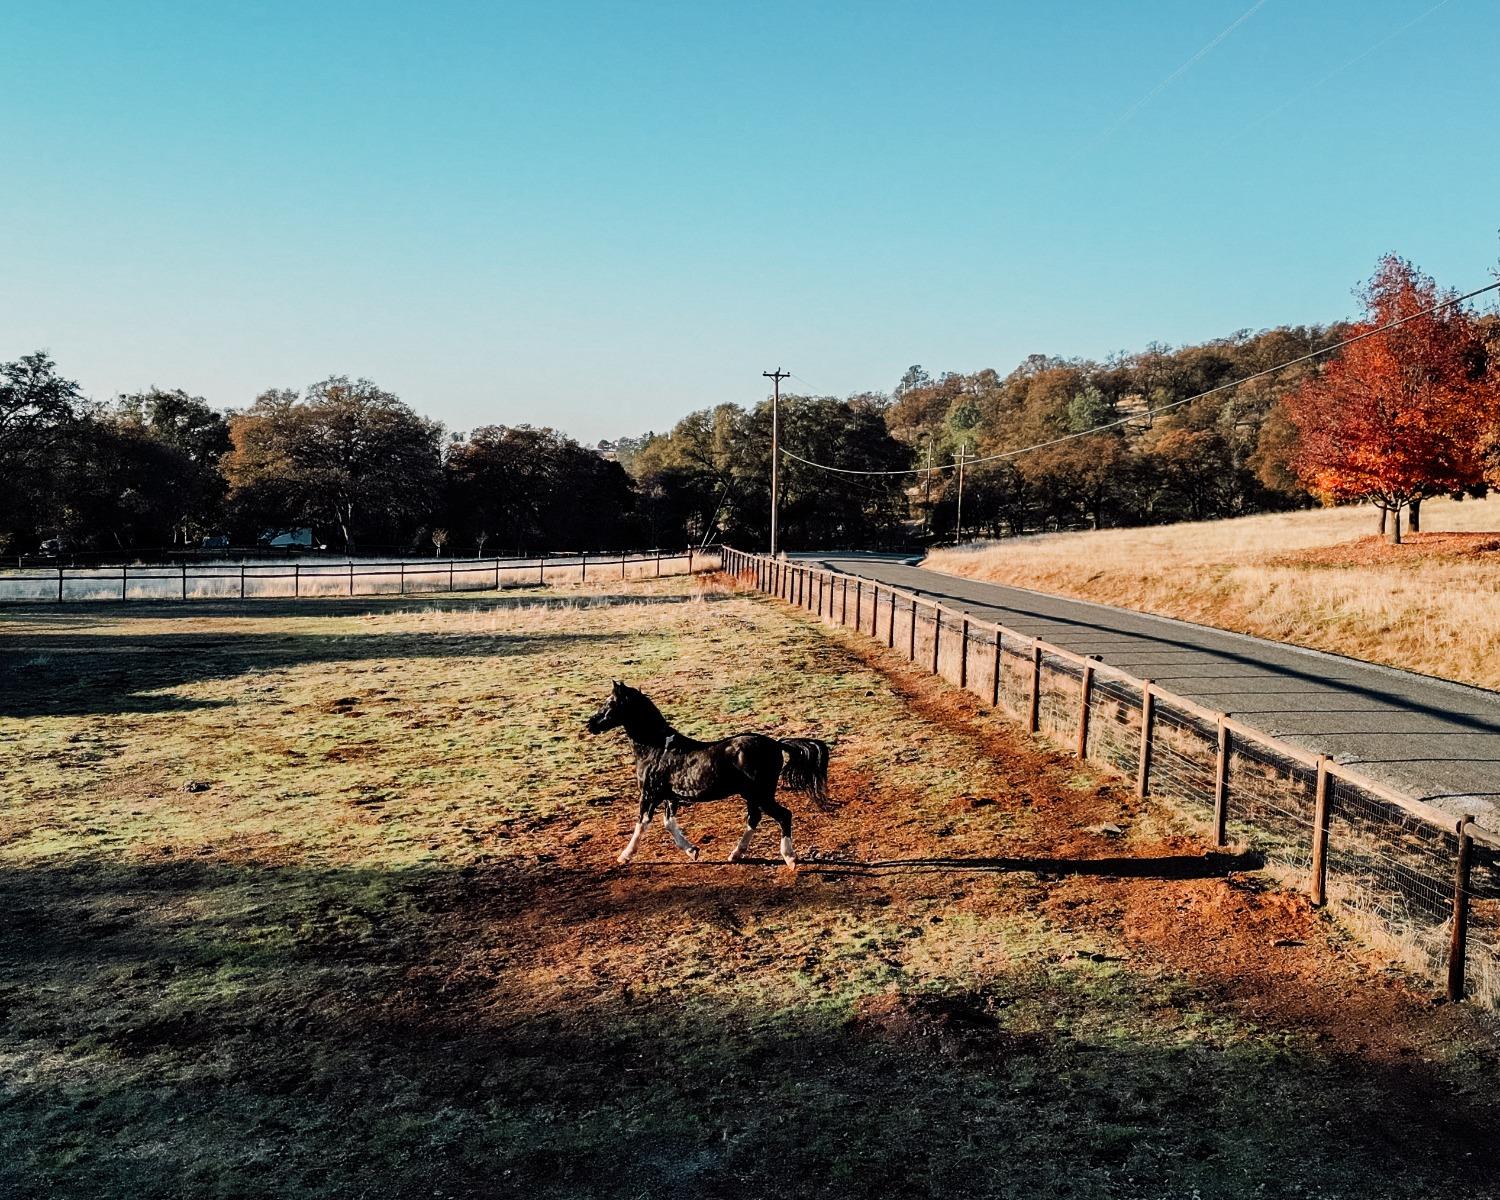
[0,589,732,623]
[3,852,1498,1200]
[796,849,1264,879]
[0,627,631,718]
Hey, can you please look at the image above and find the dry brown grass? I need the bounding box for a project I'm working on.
[8,574,1500,1197]
[927,496,1500,690]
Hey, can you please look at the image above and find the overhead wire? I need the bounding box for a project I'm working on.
[778,278,1500,478]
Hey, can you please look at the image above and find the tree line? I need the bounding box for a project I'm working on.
[4,255,1497,559]
[0,371,644,557]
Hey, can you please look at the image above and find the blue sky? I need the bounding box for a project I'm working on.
[4,1,1497,442]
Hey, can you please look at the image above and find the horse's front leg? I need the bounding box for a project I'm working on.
[617,794,657,865]
[661,800,700,861]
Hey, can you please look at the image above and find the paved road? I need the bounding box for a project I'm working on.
[802,553,1500,830]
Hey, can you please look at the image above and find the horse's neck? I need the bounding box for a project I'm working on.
[623,703,674,752]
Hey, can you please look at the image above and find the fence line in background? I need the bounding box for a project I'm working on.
[0,548,721,604]
[721,547,1500,1007]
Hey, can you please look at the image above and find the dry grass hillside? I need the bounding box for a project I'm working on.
[926,497,1500,691]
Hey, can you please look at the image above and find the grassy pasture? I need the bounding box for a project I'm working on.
[2,576,1498,1199]
[927,495,1500,690]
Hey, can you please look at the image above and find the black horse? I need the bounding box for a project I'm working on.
[585,681,829,868]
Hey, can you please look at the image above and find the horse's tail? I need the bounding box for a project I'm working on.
[778,738,831,808]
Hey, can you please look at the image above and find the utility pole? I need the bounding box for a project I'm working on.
[921,436,935,533]
[953,443,971,545]
[763,369,790,557]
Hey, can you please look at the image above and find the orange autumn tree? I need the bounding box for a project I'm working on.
[1283,255,1495,543]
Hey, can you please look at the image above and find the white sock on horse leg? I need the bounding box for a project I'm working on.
[618,819,646,864]
[780,835,795,867]
[663,812,699,859]
[729,825,755,862]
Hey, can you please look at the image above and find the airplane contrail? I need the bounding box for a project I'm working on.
[1094,0,1270,143]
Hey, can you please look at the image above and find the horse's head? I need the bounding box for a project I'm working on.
[586,680,631,735]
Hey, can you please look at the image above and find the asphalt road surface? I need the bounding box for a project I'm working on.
[801,553,1500,832]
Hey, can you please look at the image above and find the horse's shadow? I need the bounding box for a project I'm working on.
[764,849,1263,880]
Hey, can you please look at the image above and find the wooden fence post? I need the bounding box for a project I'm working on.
[886,592,896,648]
[1212,717,1231,847]
[57,566,64,603]
[580,554,587,584]
[687,547,693,574]
[181,562,188,601]
[622,554,628,580]
[1076,656,1098,759]
[991,629,1002,707]
[959,617,969,688]
[1027,642,1043,733]
[1447,817,1475,1002]
[1136,682,1155,798]
[910,598,918,660]
[855,580,862,627]
[400,562,407,595]
[871,585,880,635]
[1310,755,1332,905]
[293,563,299,599]
[931,608,941,674]
[655,551,662,577]
[121,563,128,602]
[842,577,849,624]
[240,563,246,601]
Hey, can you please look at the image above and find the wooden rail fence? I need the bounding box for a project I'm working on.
[722,547,1500,1006]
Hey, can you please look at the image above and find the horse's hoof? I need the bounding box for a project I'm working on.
[727,849,743,863]
[782,857,798,870]
[688,847,700,862]
[616,852,633,866]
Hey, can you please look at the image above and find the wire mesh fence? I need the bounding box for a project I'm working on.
[1467,845,1500,1008]
[1323,778,1461,985]
[0,549,720,604]
[1037,652,1082,741]
[1225,737,1319,875]
[1085,676,1143,777]
[1145,700,1220,823]
[721,548,1500,1007]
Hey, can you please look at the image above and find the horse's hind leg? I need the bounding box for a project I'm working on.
[661,801,700,861]
[728,801,761,863]
[761,794,795,868]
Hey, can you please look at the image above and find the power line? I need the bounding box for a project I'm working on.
[779,278,1500,478]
